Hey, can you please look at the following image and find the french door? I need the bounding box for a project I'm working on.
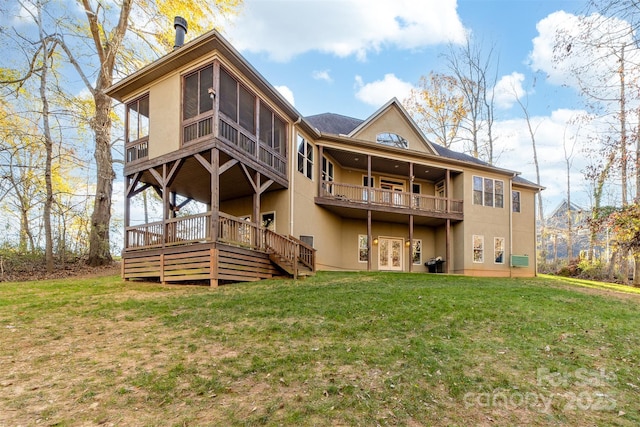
[380,179,404,206]
[379,238,403,271]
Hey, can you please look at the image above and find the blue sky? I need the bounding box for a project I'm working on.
[218,0,611,214]
[4,0,631,219]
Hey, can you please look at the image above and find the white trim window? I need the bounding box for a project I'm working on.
[494,237,505,264]
[512,190,521,213]
[412,239,422,265]
[473,176,504,208]
[362,176,375,201]
[358,235,368,263]
[322,156,334,194]
[473,235,484,263]
[261,212,275,231]
[300,235,314,248]
[297,134,314,179]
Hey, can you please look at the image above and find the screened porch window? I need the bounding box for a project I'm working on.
[183,65,213,120]
[127,94,149,143]
[220,67,256,133]
[259,101,286,156]
[183,65,214,143]
[125,94,149,162]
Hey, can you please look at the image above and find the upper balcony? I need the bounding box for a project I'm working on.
[316,180,463,224]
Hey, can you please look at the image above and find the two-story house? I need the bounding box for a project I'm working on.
[107,20,542,286]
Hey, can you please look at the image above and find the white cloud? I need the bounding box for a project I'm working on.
[312,70,333,83]
[354,73,414,107]
[493,72,526,110]
[275,85,295,105]
[529,10,640,98]
[225,0,467,62]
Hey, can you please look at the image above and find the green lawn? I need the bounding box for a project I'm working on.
[1,272,638,426]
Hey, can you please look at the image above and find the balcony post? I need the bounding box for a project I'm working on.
[367,155,372,204]
[318,145,324,196]
[446,169,451,213]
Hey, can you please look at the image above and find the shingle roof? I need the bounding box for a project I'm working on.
[305,113,363,135]
[304,111,543,189]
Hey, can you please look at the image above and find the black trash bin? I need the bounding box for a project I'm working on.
[425,258,445,273]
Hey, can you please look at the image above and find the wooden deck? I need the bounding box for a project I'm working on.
[122,242,283,285]
[122,212,315,286]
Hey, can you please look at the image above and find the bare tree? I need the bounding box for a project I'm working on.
[445,36,499,164]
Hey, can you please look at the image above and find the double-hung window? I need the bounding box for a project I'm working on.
[473,176,504,208]
[358,235,368,263]
[322,156,334,194]
[512,190,521,213]
[494,237,505,264]
[297,135,314,179]
[473,235,484,263]
[412,239,422,265]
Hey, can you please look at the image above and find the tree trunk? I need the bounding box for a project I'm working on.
[87,90,115,266]
[633,252,640,286]
[38,11,54,273]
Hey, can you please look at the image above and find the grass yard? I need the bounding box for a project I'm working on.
[1,272,639,426]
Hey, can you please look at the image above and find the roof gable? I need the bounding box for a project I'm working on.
[348,98,438,155]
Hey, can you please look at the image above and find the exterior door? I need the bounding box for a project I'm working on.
[381,179,405,206]
[379,238,403,271]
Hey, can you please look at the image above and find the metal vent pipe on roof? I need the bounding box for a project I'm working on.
[174,16,188,49]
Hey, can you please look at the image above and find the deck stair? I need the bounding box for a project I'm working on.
[265,231,316,279]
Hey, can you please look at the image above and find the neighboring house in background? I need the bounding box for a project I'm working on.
[541,199,593,261]
[107,21,543,286]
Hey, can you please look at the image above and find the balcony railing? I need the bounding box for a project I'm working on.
[125,138,149,163]
[319,180,463,214]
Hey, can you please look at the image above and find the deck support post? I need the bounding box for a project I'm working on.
[160,254,165,284]
[409,163,414,273]
[211,148,220,242]
[210,247,218,287]
[253,171,261,238]
[446,219,451,274]
[367,210,372,272]
[409,214,414,273]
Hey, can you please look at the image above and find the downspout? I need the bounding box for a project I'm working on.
[290,116,301,236]
[509,174,515,278]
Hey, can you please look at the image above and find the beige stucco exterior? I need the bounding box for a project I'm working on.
[109,29,542,280]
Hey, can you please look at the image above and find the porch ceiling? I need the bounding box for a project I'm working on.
[136,152,285,204]
[324,147,450,182]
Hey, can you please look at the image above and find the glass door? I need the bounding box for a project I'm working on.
[379,238,403,271]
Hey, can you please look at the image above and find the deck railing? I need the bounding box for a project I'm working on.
[320,180,463,214]
[126,212,211,249]
[166,212,210,245]
[125,138,149,163]
[218,212,263,250]
[126,212,315,274]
